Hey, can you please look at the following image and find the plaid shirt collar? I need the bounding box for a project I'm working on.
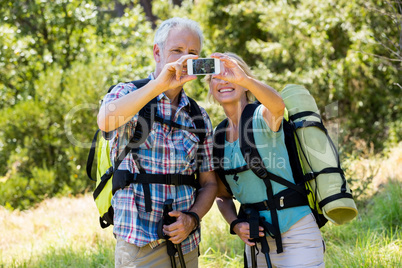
[150,73,191,113]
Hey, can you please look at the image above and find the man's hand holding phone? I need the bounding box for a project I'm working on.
[155,54,199,92]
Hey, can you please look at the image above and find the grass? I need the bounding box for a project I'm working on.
[0,194,242,268]
[1,145,401,267]
[1,183,401,268]
[199,202,244,268]
[319,172,402,267]
[0,195,115,268]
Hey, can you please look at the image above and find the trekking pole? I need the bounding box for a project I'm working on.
[260,237,272,268]
[163,199,177,268]
[160,199,186,268]
[176,243,186,268]
[250,244,257,268]
[166,240,177,268]
[244,208,258,268]
[259,218,273,268]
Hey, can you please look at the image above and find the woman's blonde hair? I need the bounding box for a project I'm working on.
[205,52,255,103]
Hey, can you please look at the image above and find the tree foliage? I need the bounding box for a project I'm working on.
[199,0,401,150]
[0,0,400,209]
[0,0,153,209]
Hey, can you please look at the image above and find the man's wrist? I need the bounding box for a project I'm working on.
[184,211,200,230]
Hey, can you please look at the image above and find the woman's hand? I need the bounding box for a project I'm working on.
[232,222,265,247]
[210,52,248,84]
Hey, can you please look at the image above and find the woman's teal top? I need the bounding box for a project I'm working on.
[223,105,310,233]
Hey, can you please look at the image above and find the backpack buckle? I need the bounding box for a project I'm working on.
[105,166,114,176]
[304,172,315,181]
[255,167,269,179]
[262,200,270,211]
[143,105,152,117]
[132,129,143,143]
[167,174,180,185]
[294,120,306,130]
[280,196,285,208]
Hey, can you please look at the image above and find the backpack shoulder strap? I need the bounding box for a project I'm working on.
[238,103,286,252]
[113,80,155,171]
[185,97,207,183]
[282,118,308,184]
[238,103,305,194]
[108,78,151,93]
[187,97,206,145]
[213,118,234,195]
[86,129,101,181]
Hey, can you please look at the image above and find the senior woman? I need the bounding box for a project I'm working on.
[207,52,325,268]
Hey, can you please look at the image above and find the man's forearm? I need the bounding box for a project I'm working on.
[97,79,161,132]
[189,171,217,220]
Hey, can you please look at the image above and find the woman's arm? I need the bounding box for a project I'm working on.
[239,77,285,132]
[215,175,264,246]
[211,53,285,132]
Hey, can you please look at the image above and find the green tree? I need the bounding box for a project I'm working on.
[0,1,155,209]
[0,0,100,107]
[195,0,401,151]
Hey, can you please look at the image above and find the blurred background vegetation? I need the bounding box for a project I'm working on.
[0,0,400,212]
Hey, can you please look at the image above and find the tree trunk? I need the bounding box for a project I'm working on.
[172,0,183,6]
[139,0,158,29]
[114,1,125,17]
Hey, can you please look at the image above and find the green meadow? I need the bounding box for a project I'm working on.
[1,179,401,267]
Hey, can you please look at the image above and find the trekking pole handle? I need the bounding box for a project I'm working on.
[163,199,175,226]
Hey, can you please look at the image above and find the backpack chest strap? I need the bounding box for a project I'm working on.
[134,173,197,187]
[113,170,198,212]
[135,173,197,213]
[241,186,309,213]
[221,165,249,175]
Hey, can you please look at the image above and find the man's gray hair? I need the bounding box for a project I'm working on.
[154,17,203,52]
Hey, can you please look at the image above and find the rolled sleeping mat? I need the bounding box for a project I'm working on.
[281,84,358,225]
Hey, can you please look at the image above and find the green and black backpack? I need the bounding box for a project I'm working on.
[213,103,330,253]
[214,85,356,263]
[86,79,207,228]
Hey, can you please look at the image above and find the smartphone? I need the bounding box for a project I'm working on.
[187,58,220,75]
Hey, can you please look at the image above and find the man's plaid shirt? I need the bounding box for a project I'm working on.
[101,74,214,254]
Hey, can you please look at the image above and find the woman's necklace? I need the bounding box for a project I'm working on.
[227,125,240,182]
[229,140,236,165]
[229,140,239,182]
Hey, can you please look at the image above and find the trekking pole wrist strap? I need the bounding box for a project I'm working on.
[230,219,247,235]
